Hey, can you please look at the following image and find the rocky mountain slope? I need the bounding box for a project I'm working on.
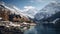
[0,2,31,22]
[34,1,60,23]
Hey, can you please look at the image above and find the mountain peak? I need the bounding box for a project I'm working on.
[0,2,31,22]
[34,1,60,21]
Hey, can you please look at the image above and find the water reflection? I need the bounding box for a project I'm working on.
[24,23,56,34]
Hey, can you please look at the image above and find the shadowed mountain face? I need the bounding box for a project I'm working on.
[41,11,60,22]
[34,2,60,22]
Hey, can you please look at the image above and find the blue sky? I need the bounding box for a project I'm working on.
[0,0,55,9]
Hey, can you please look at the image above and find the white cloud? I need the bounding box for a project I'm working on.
[24,6,35,9]
[23,6,35,11]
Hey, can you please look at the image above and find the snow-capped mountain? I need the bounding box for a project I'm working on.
[0,2,31,21]
[0,2,39,19]
[34,1,60,21]
[22,6,38,18]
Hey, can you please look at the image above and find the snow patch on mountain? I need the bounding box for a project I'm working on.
[34,1,60,20]
[0,2,39,18]
[22,6,39,18]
